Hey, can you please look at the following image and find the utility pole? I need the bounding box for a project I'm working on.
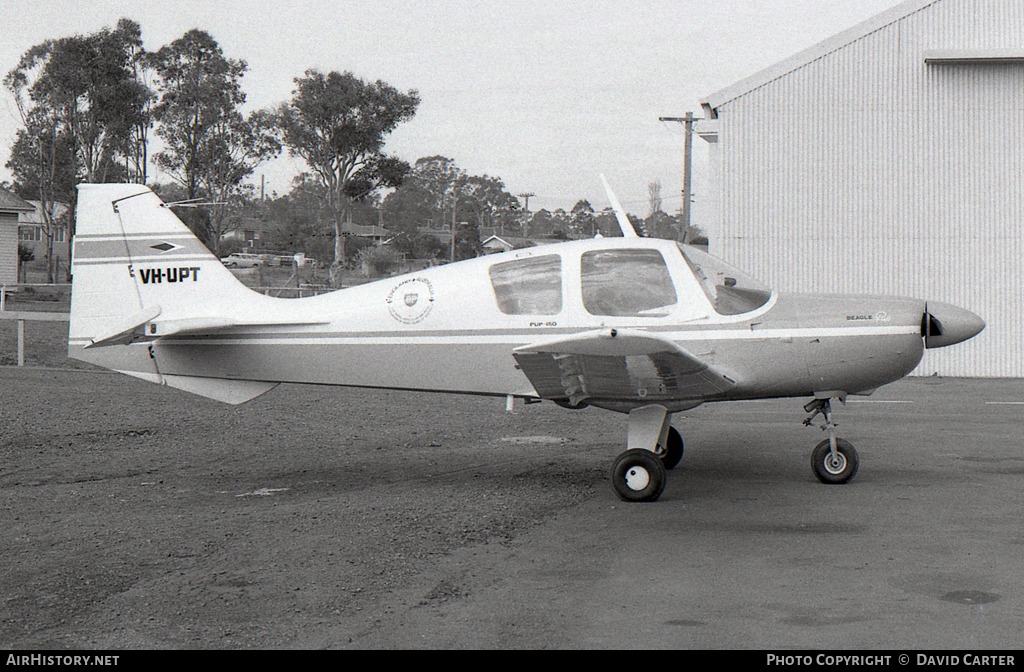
[518,192,534,237]
[450,193,459,263]
[659,112,696,242]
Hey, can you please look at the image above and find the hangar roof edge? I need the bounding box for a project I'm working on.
[700,0,942,118]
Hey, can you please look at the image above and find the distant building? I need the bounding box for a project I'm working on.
[0,188,36,284]
[699,0,1024,377]
[481,234,552,254]
[17,200,69,261]
[481,235,515,254]
[221,216,270,250]
[341,220,391,245]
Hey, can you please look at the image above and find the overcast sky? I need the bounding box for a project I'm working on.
[1,0,904,230]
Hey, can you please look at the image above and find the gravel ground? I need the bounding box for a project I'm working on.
[3,368,1023,650]
[1,367,618,648]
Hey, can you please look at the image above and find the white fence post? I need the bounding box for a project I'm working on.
[17,318,25,367]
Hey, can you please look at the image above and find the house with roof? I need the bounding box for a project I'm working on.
[17,200,70,261]
[341,220,391,245]
[0,188,36,285]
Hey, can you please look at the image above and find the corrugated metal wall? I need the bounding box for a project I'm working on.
[707,0,1023,377]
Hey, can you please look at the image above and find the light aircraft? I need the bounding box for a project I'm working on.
[68,182,984,502]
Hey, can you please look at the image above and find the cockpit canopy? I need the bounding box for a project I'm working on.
[487,240,773,319]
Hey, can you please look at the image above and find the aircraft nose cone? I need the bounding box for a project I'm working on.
[923,301,985,349]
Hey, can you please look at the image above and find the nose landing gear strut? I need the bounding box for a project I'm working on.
[803,397,860,484]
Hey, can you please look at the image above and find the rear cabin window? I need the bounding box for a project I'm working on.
[581,249,678,317]
[489,255,562,315]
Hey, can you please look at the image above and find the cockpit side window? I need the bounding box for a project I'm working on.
[677,243,772,315]
[581,249,678,316]
[489,255,562,315]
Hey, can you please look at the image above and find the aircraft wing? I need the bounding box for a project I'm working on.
[512,328,736,407]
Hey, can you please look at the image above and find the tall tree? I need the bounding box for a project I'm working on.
[570,199,597,238]
[4,18,152,279]
[5,127,73,282]
[196,108,281,254]
[647,179,663,218]
[148,29,245,201]
[458,174,521,233]
[382,156,519,260]
[276,69,419,285]
[147,29,280,252]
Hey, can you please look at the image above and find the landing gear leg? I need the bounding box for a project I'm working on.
[611,405,671,502]
[661,426,684,471]
[803,398,859,484]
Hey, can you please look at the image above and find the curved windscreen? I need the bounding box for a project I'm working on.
[677,244,772,316]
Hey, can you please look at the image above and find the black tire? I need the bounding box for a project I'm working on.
[611,449,667,502]
[660,426,684,470]
[811,439,859,484]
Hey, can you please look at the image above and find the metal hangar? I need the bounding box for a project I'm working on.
[698,0,1023,377]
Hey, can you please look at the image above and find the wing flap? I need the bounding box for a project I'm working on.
[513,328,735,406]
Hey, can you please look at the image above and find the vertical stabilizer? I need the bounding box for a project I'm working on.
[68,184,259,377]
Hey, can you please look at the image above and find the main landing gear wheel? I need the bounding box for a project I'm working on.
[611,449,666,502]
[659,426,684,470]
[811,439,859,484]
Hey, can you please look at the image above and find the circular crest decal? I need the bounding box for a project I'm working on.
[387,278,435,324]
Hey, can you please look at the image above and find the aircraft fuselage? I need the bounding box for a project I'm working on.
[77,238,929,411]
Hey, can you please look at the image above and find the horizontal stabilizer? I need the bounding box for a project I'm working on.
[85,306,162,349]
[86,314,331,345]
[151,317,328,339]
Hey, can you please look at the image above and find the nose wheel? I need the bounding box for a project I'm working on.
[810,438,859,483]
[804,398,860,484]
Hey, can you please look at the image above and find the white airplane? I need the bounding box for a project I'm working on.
[68,182,984,502]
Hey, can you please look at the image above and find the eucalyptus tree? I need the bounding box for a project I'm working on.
[275,69,419,285]
[4,17,152,278]
[382,156,520,260]
[147,29,280,251]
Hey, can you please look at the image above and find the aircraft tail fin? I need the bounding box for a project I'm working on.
[68,184,278,402]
